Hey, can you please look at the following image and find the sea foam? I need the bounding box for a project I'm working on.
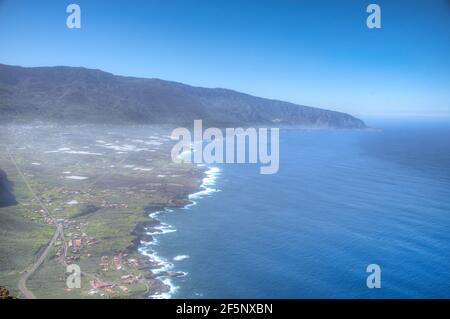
[139,166,221,299]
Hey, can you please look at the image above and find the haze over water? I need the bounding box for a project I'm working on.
[153,119,450,298]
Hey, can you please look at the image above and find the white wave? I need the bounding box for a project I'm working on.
[148,208,173,219]
[148,278,178,299]
[139,167,221,298]
[189,187,216,199]
[185,167,221,205]
[203,166,220,185]
[149,211,162,219]
[139,248,173,274]
[182,200,198,210]
[173,255,190,261]
[146,224,176,236]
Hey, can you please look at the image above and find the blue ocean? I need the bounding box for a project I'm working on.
[145,119,450,298]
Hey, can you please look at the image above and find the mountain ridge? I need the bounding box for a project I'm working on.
[0,64,366,129]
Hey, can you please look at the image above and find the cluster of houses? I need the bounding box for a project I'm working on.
[100,256,109,271]
[88,279,131,296]
[33,208,55,226]
[99,254,123,272]
[120,274,139,285]
[27,184,154,298]
[64,221,97,261]
[45,214,99,265]
[88,271,143,296]
[113,255,122,270]
[99,253,142,273]
[87,253,147,296]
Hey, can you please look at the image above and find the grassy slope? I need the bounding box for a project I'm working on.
[0,157,54,297]
[0,125,202,298]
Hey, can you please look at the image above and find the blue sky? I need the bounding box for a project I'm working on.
[0,0,449,117]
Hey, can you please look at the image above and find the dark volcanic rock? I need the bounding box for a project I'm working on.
[158,271,186,278]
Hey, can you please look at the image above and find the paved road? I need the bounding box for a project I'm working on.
[17,225,63,299]
[7,147,62,299]
[8,147,126,299]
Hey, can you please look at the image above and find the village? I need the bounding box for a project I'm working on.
[0,125,201,298]
[27,185,190,298]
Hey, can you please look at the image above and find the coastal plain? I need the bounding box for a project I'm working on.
[0,124,202,298]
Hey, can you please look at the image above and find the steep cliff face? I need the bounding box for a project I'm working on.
[0,169,16,208]
[0,64,366,129]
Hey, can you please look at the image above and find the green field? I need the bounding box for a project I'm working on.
[0,124,202,298]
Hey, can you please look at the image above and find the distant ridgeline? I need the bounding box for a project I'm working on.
[0,169,16,207]
[0,64,366,129]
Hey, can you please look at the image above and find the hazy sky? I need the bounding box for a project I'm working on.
[0,0,449,117]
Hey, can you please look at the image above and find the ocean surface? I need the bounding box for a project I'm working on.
[141,118,450,298]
